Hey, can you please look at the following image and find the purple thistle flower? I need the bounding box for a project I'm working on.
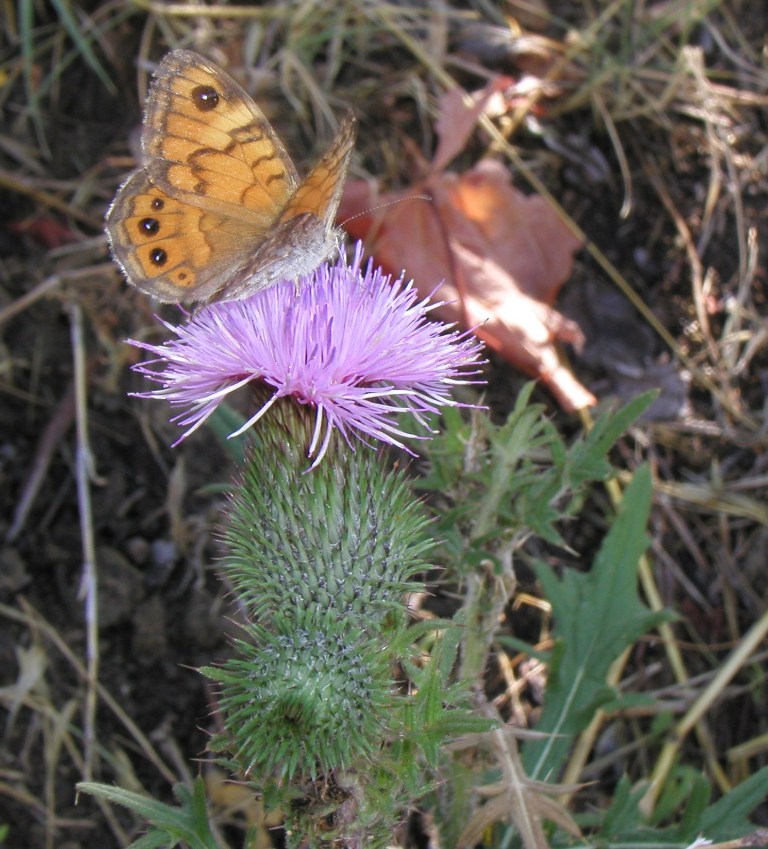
[130,242,485,465]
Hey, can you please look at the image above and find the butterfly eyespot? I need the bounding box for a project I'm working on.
[151,197,165,211]
[176,272,188,281]
[191,84,220,112]
[139,217,160,235]
[149,248,168,266]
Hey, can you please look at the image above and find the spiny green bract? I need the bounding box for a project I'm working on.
[222,430,432,626]
[208,413,435,784]
[202,623,392,781]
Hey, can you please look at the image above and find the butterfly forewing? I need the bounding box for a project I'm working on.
[143,50,300,224]
[279,111,357,230]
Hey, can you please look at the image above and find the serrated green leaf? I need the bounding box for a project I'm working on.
[590,392,658,454]
[586,768,768,846]
[77,779,220,849]
[653,765,710,827]
[566,392,657,490]
[596,775,644,836]
[678,775,713,834]
[523,466,669,780]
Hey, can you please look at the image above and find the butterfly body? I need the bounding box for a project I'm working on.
[107,50,356,305]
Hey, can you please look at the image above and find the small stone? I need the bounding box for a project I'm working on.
[0,546,30,594]
[96,546,145,628]
[125,536,150,567]
[132,595,168,665]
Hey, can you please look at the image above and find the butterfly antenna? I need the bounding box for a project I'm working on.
[338,194,432,228]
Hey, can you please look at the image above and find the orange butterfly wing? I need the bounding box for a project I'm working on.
[106,50,357,304]
[143,50,299,224]
[106,171,257,302]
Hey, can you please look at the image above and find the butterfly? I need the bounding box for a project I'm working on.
[106,49,357,305]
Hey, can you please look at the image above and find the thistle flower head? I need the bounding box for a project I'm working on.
[130,243,484,464]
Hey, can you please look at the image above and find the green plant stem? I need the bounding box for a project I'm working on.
[458,553,519,684]
[457,394,541,683]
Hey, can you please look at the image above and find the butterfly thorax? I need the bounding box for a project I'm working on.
[223,213,342,302]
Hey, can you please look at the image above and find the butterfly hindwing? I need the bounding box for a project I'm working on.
[106,170,256,302]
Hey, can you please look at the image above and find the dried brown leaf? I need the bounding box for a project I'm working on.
[340,76,596,410]
[341,159,595,411]
[433,78,516,173]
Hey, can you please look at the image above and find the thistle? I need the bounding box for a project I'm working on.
[122,243,486,847]
[130,243,484,463]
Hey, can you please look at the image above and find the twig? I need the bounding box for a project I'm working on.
[69,302,100,781]
[0,264,116,327]
[645,160,715,358]
[6,385,75,542]
[0,167,103,229]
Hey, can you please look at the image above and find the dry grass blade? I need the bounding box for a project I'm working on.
[0,165,103,228]
[0,638,131,845]
[68,302,100,781]
[641,606,768,814]
[5,385,75,542]
[0,601,177,785]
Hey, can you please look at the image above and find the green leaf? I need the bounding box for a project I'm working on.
[523,465,668,780]
[76,778,220,849]
[585,767,768,846]
[699,767,768,839]
[560,391,658,499]
[653,765,710,828]
[404,623,496,765]
[495,634,550,664]
[129,834,177,849]
[588,775,644,835]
